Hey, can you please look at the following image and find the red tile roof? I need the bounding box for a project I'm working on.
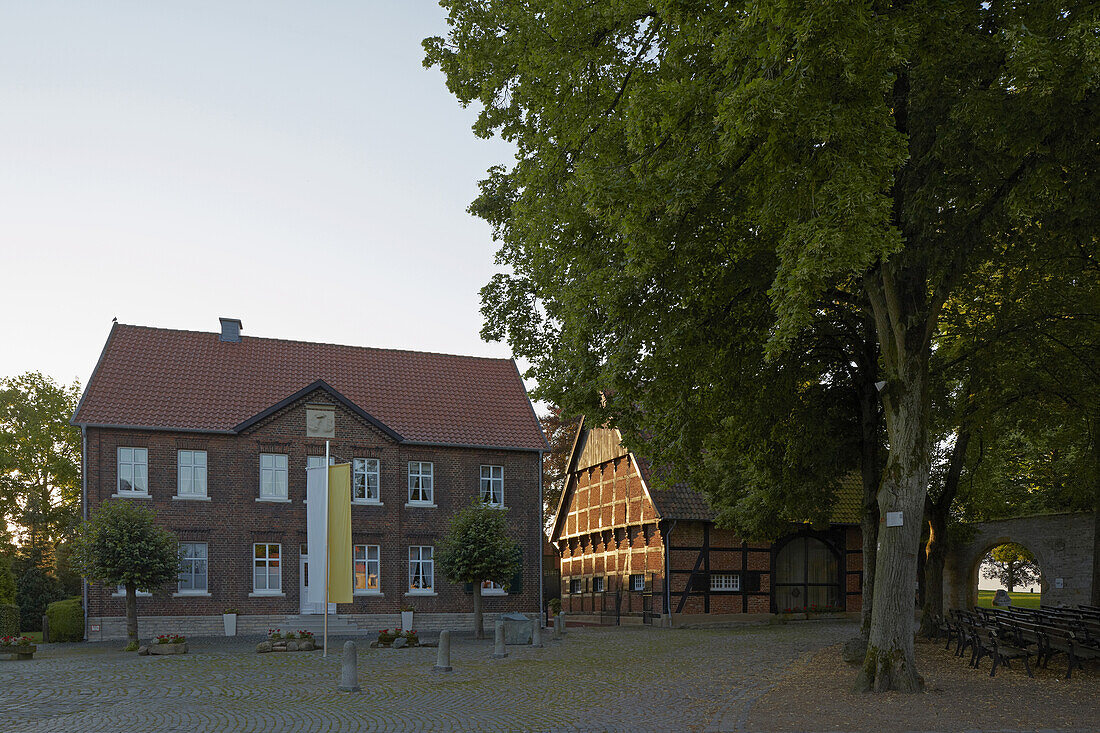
[73,323,548,451]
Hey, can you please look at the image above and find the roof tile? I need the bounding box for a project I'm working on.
[74,324,547,451]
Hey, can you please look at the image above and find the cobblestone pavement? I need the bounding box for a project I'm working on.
[0,622,853,732]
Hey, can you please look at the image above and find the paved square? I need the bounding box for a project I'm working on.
[0,622,852,732]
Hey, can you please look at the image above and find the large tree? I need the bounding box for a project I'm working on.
[436,499,520,639]
[71,500,180,646]
[982,543,1041,593]
[427,1,1098,691]
[539,406,580,532]
[0,373,82,556]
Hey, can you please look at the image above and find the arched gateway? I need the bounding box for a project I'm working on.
[943,511,1097,610]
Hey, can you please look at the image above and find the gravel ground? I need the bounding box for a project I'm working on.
[746,636,1100,732]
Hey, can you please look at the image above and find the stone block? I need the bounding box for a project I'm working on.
[256,641,273,653]
[501,612,533,645]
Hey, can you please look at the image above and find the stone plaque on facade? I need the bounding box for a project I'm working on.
[306,406,335,438]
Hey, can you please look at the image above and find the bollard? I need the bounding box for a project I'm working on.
[41,614,50,644]
[560,611,567,634]
[553,613,563,640]
[338,641,361,692]
[492,619,508,658]
[531,615,543,648]
[433,630,453,672]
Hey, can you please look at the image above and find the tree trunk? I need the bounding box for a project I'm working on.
[125,582,138,644]
[919,426,970,637]
[858,380,881,638]
[1092,412,1100,606]
[473,583,484,640]
[855,354,929,694]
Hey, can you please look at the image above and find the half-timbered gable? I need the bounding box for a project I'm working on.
[552,419,863,625]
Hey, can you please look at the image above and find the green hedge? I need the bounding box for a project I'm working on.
[0,603,18,636]
[46,597,83,642]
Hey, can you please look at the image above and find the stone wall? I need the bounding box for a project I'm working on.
[86,612,530,642]
[943,511,1096,610]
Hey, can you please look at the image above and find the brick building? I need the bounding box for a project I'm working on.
[73,319,547,640]
[551,420,863,625]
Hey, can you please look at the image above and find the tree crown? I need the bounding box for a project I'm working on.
[70,500,180,591]
[436,499,519,587]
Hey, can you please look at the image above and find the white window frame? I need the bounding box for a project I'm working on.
[354,544,381,594]
[408,545,434,594]
[113,584,152,598]
[593,576,606,593]
[710,573,740,591]
[569,578,581,594]
[481,580,507,596]
[252,543,283,595]
[407,461,434,505]
[176,450,208,499]
[177,542,209,595]
[630,574,645,592]
[479,465,504,507]
[116,447,149,496]
[259,453,288,501]
[353,458,381,504]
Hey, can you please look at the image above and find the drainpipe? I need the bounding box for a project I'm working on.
[664,519,676,626]
[81,426,88,641]
[538,450,545,627]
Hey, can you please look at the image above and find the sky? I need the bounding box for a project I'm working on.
[0,2,519,390]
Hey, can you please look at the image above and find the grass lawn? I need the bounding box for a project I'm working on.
[977,589,1041,609]
[18,632,44,643]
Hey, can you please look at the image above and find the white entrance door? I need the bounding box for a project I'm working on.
[300,551,336,615]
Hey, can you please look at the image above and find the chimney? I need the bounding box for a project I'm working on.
[219,317,242,342]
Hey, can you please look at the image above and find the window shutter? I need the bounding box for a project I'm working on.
[507,548,523,595]
[693,572,710,591]
[644,575,652,592]
[463,582,473,594]
[744,571,761,592]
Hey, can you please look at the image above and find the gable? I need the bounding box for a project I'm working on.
[238,386,400,447]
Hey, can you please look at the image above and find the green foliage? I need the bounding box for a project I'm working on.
[0,373,82,552]
[548,598,561,616]
[982,542,1042,592]
[0,553,15,605]
[540,407,580,529]
[123,641,138,652]
[45,597,83,642]
[0,603,17,636]
[15,563,59,632]
[437,500,519,587]
[70,500,181,592]
[53,542,83,599]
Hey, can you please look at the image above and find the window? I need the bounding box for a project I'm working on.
[710,573,740,591]
[260,454,288,499]
[353,458,381,502]
[307,455,334,469]
[480,465,503,506]
[114,584,151,597]
[408,546,434,592]
[569,578,582,594]
[630,574,645,592]
[593,576,605,593]
[354,544,380,593]
[117,447,148,495]
[481,580,506,595]
[177,450,207,498]
[178,543,208,594]
[407,462,433,504]
[253,543,282,594]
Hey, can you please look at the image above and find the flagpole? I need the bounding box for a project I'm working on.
[323,439,330,658]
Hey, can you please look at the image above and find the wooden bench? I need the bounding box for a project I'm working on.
[988,629,1033,677]
[1041,626,1100,679]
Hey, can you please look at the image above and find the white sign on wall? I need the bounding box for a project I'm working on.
[885,511,903,527]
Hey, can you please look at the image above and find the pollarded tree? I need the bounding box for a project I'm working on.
[426,0,1098,692]
[982,543,1041,593]
[437,499,520,640]
[71,500,180,646]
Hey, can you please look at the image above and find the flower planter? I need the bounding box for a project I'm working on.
[148,643,188,655]
[1,644,36,660]
[256,638,316,653]
[400,610,414,631]
[223,613,238,636]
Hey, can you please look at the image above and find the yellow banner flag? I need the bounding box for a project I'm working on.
[327,463,353,604]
